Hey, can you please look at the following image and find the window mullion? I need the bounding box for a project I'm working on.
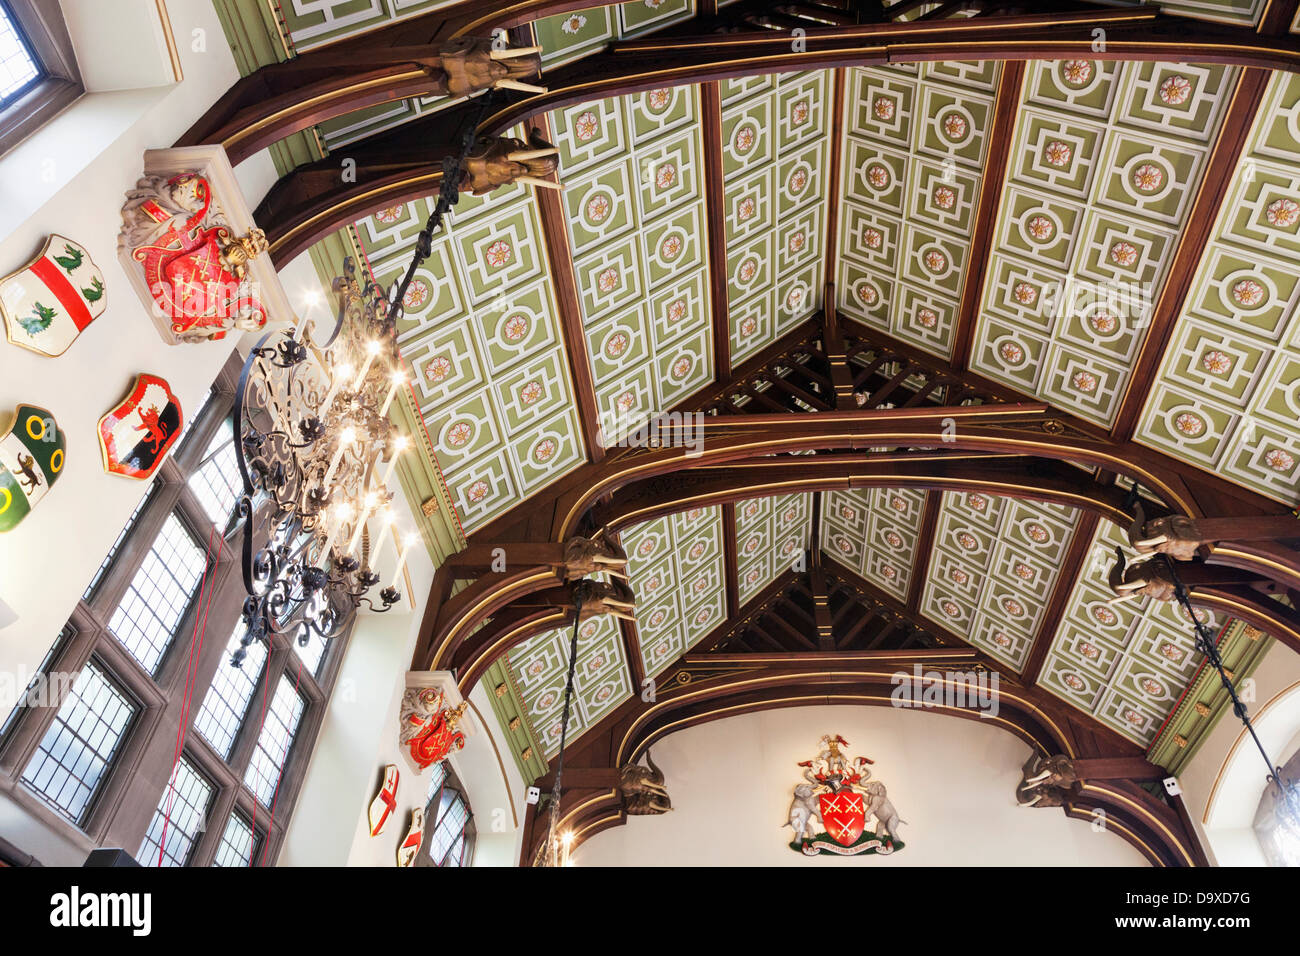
[0,611,99,776]
[226,645,292,779]
[84,481,184,622]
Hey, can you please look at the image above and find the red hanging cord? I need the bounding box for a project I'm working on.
[156,522,219,867]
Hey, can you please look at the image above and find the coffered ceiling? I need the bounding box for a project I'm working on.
[214,1,1300,783]
[1133,70,1300,505]
[837,61,1002,360]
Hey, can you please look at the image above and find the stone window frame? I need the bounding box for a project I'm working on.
[0,353,355,866]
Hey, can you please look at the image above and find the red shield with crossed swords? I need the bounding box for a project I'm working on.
[819,790,866,846]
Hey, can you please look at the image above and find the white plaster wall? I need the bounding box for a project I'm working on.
[575,706,1150,867]
[0,0,306,682]
[0,0,321,860]
[280,487,528,867]
[1178,640,1300,866]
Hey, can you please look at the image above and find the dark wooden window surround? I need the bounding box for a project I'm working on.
[0,354,355,865]
[0,0,82,158]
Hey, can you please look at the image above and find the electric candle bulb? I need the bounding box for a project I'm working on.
[381,434,410,485]
[352,340,383,390]
[370,510,397,564]
[379,368,406,417]
[389,532,419,589]
[321,363,353,417]
[320,503,354,562]
[348,492,380,554]
[323,427,357,487]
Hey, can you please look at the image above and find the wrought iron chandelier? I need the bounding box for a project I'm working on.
[231,258,416,663]
[231,89,510,664]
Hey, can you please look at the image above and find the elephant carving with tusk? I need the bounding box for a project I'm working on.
[1107,546,1179,603]
[460,130,563,195]
[437,37,547,98]
[1127,506,1205,562]
[1015,753,1077,808]
[561,531,629,581]
[1126,501,1300,565]
[575,579,637,622]
[620,750,672,815]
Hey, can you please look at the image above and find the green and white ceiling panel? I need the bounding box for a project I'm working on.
[820,487,928,604]
[1158,0,1266,25]
[1038,519,1224,747]
[622,507,726,679]
[358,181,587,533]
[504,612,632,759]
[548,86,714,445]
[969,59,1238,427]
[535,1,695,69]
[836,62,1002,360]
[1134,71,1300,506]
[721,71,833,367]
[735,493,812,609]
[265,0,464,149]
[919,491,1080,671]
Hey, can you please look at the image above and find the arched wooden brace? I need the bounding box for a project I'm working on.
[1068,782,1209,867]
[421,566,565,678]
[193,6,1147,166]
[591,455,1143,532]
[544,407,1215,542]
[426,516,1300,705]
[245,7,1300,262]
[516,660,1203,866]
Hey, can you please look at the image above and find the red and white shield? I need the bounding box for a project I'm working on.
[819,790,866,846]
[0,234,107,357]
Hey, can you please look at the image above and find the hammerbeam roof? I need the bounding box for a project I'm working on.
[205,0,1300,822]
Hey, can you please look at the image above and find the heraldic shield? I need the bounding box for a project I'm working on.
[0,405,66,533]
[0,235,107,356]
[785,734,907,857]
[98,374,183,481]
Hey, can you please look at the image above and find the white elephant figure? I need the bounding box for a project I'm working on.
[784,783,821,843]
[862,781,906,841]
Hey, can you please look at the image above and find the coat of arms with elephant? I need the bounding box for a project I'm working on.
[784,735,907,856]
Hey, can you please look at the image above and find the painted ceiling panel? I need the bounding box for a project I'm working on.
[820,487,927,603]
[1134,71,1300,506]
[536,1,695,70]
[735,493,812,609]
[504,612,631,759]
[358,182,587,533]
[1039,518,1232,746]
[968,59,1239,426]
[548,87,714,444]
[721,71,833,367]
[836,62,1001,361]
[1157,0,1266,25]
[919,491,1080,671]
[622,506,726,679]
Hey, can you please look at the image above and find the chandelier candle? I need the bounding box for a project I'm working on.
[390,533,417,590]
[348,492,380,555]
[380,435,409,485]
[323,427,356,487]
[352,340,382,390]
[379,369,406,417]
[320,363,352,418]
